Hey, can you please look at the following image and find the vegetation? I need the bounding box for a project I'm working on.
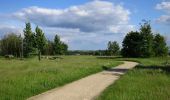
[107,41,120,56]
[0,23,68,60]
[54,34,68,55]
[97,57,170,100]
[23,22,35,57]
[121,21,168,57]
[42,40,54,55]
[0,34,22,57]
[0,20,169,100]
[67,50,107,56]
[153,34,168,57]
[0,56,121,100]
[35,26,46,61]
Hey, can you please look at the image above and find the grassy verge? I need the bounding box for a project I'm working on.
[0,56,121,100]
[97,57,170,100]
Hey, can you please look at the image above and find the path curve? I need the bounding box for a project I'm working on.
[28,61,138,100]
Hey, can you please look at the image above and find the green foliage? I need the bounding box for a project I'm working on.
[35,26,46,60]
[169,47,170,55]
[139,21,154,57]
[122,21,168,58]
[153,34,168,57]
[121,31,141,57]
[0,33,22,57]
[54,34,68,55]
[0,22,68,59]
[68,50,106,56]
[42,40,54,55]
[107,41,120,56]
[23,22,35,57]
[60,42,68,55]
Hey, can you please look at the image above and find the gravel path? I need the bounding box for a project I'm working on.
[28,61,138,100]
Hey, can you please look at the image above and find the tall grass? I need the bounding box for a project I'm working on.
[97,57,170,100]
[0,56,120,100]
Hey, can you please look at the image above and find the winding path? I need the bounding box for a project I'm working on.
[28,61,138,100]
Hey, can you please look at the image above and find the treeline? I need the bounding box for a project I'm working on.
[98,21,169,57]
[0,21,168,58]
[0,22,68,60]
[68,50,107,56]
[121,21,168,57]
[67,42,120,56]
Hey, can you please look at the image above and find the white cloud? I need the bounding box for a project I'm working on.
[156,1,170,24]
[156,15,170,24]
[156,2,170,12]
[12,0,133,34]
[0,0,135,50]
[43,27,125,50]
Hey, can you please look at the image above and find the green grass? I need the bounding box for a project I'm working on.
[0,56,121,100]
[97,57,170,100]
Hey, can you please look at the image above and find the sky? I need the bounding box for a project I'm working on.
[0,0,170,50]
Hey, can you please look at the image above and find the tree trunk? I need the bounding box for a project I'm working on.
[38,50,41,61]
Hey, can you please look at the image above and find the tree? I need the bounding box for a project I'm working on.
[153,34,168,57]
[107,41,112,55]
[60,42,68,55]
[121,21,168,58]
[168,47,170,55]
[23,22,35,57]
[42,40,54,55]
[54,34,68,55]
[35,26,46,61]
[139,21,154,57]
[0,33,22,57]
[54,34,61,55]
[121,31,142,57]
[107,41,120,56]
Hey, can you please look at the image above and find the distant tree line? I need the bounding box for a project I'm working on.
[68,50,107,56]
[121,21,168,57]
[0,22,68,60]
[0,21,168,58]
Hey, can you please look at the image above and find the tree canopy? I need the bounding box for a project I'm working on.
[122,21,168,57]
[23,22,35,57]
[0,33,22,57]
[107,41,120,56]
[0,23,69,60]
[54,34,68,55]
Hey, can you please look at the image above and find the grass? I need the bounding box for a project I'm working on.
[0,56,121,100]
[97,57,170,100]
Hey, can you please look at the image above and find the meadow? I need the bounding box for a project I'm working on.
[97,57,170,100]
[0,56,121,100]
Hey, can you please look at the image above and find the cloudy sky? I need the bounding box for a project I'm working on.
[0,0,170,50]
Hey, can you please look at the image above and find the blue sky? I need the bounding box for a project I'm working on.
[0,0,170,50]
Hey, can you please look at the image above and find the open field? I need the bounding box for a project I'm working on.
[0,56,121,100]
[97,57,170,100]
[1,56,170,100]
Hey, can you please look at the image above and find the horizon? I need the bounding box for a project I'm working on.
[0,0,170,50]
